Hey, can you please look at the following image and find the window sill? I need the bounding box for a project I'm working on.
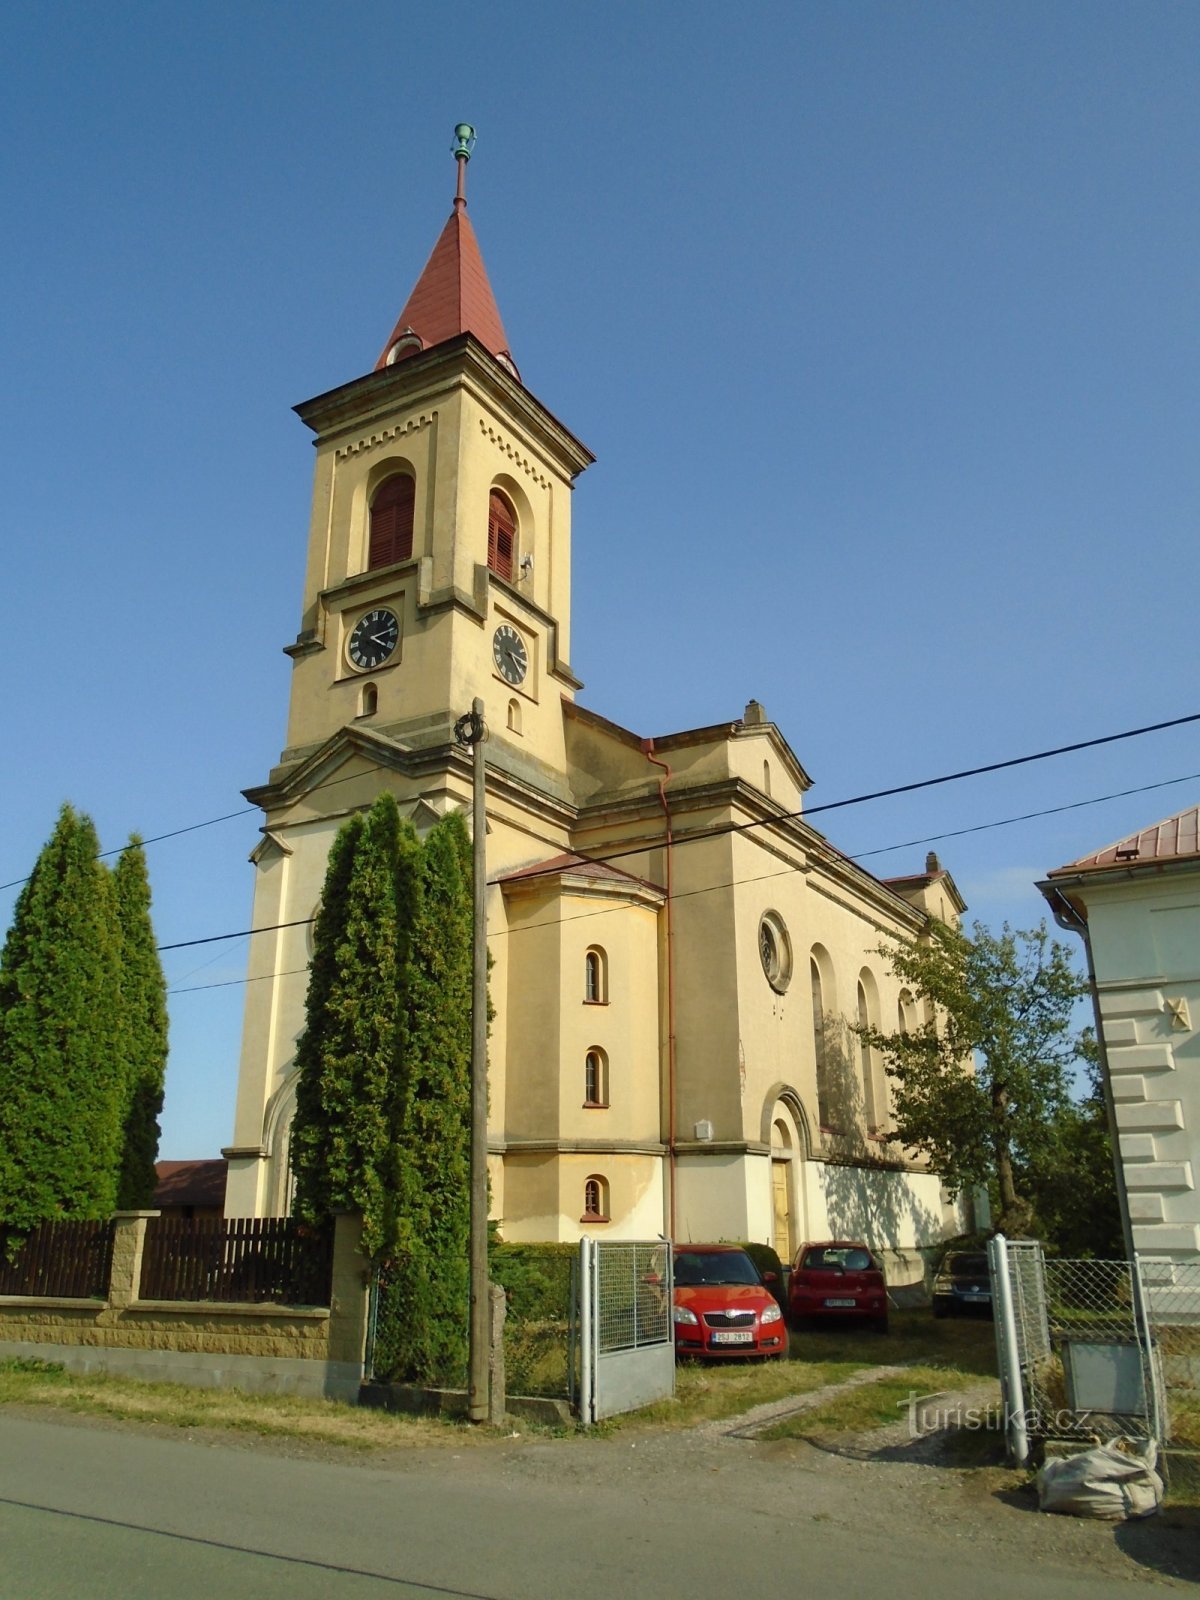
[580,1214,610,1224]
[582,1101,609,1110]
[582,999,608,1007]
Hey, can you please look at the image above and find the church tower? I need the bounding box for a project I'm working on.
[224,129,593,1217]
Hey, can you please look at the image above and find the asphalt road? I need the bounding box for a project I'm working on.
[0,1412,1187,1599]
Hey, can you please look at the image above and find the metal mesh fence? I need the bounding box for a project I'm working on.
[1004,1247,1158,1446]
[1140,1258,1200,1449]
[595,1242,671,1355]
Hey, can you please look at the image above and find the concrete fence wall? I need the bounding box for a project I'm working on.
[0,1211,371,1402]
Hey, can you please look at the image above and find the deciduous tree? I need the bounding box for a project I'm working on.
[860,920,1087,1237]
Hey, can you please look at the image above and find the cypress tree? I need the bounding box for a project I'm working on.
[289,795,421,1258]
[388,810,473,1383]
[0,805,126,1232]
[112,837,169,1209]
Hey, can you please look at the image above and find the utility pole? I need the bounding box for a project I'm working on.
[454,699,489,1422]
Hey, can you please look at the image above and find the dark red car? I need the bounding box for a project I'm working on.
[788,1240,889,1332]
[671,1244,787,1359]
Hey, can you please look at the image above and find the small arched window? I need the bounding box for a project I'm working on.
[811,956,833,1130]
[857,977,880,1132]
[369,474,415,570]
[487,490,516,582]
[358,683,378,718]
[763,760,771,797]
[898,989,917,1035]
[584,948,607,1005]
[583,1175,610,1222]
[584,1049,608,1108]
[507,698,522,735]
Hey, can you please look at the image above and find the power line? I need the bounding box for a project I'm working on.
[5,707,1196,899]
[170,966,309,997]
[154,766,1200,966]
[0,807,257,894]
[506,709,1200,884]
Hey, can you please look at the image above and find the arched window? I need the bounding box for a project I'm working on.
[857,974,883,1133]
[583,1175,610,1222]
[898,989,917,1035]
[762,760,771,797]
[487,490,516,582]
[584,1049,608,1107]
[811,956,833,1129]
[358,683,378,718]
[507,698,522,735]
[584,948,607,1005]
[369,474,415,570]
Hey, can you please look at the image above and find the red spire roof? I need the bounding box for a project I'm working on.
[374,145,516,377]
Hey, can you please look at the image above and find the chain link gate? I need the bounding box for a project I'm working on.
[1139,1257,1200,1451]
[990,1234,1164,1463]
[577,1238,674,1423]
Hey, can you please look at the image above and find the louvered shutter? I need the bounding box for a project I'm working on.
[487,491,515,582]
[369,475,415,569]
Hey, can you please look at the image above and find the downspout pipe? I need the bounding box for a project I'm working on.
[642,738,677,1241]
[1039,882,1137,1264]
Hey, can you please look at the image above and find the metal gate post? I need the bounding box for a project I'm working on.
[1132,1254,1165,1445]
[578,1238,594,1424]
[989,1233,1030,1467]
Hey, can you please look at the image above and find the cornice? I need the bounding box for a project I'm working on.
[499,1138,667,1157]
[244,728,579,835]
[295,335,594,481]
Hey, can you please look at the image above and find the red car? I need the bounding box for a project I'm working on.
[671,1244,787,1359]
[788,1240,889,1332]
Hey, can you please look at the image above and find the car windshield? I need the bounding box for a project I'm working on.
[673,1250,760,1287]
[802,1246,873,1272]
[946,1254,988,1276]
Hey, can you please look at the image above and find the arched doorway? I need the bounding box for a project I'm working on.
[770,1119,793,1262]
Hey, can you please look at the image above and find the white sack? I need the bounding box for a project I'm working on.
[1037,1437,1162,1520]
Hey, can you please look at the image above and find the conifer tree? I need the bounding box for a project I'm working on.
[289,795,422,1258]
[112,837,169,1209]
[387,810,473,1383]
[0,805,126,1231]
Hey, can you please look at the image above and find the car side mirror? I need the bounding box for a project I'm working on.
[762,1270,778,1283]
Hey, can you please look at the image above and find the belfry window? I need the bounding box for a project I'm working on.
[369,474,415,570]
[487,490,516,582]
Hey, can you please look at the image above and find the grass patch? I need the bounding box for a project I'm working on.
[624,1354,872,1430]
[0,1359,465,1450]
[760,1363,991,1441]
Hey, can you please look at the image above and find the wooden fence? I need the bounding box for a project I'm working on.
[139,1217,334,1306]
[0,1220,116,1299]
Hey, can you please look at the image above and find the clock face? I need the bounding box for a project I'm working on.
[348,608,400,671]
[492,623,528,686]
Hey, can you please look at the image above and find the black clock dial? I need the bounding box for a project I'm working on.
[492,624,528,686]
[348,608,400,671]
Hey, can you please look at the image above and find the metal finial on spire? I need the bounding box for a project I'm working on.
[452,123,476,207]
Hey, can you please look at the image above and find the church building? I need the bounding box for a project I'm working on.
[224,129,965,1277]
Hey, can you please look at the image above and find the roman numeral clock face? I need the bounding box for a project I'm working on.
[492,624,527,685]
[348,608,399,670]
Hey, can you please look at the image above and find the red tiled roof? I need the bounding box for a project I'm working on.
[1049,802,1200,876]
[499,852,654,889]
[153,1159,227,1210]
[374,202,515,374]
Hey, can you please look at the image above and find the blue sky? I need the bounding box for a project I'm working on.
[2,2,1197,1159]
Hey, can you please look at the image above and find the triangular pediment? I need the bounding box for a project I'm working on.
[244,725,440,818]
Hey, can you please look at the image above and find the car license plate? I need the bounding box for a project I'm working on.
[825,1298,856,1308]
[711,1330,754,1344]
